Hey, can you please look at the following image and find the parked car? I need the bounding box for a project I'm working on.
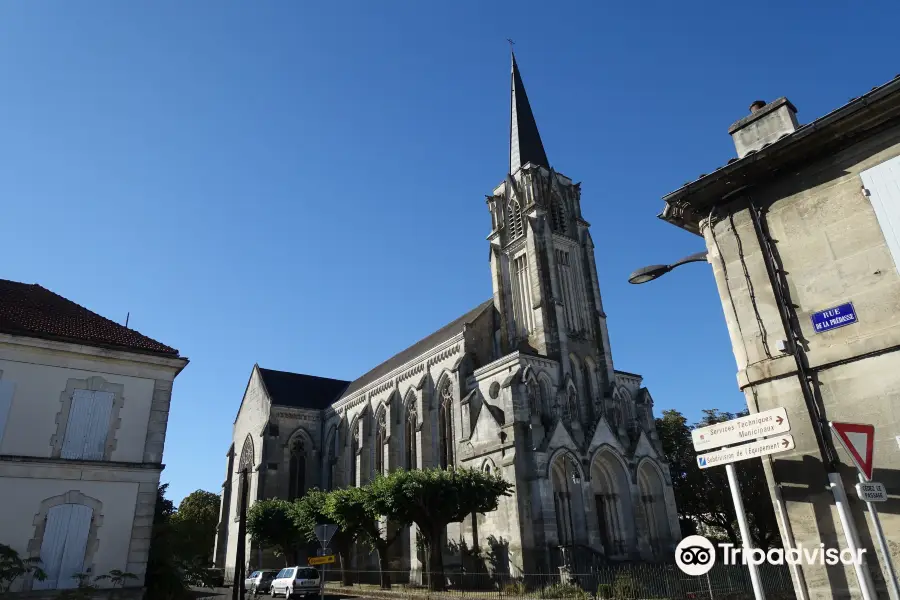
[245,570,279,595]
[270,567,320,598]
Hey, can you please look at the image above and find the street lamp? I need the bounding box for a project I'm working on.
[627,251,708,284]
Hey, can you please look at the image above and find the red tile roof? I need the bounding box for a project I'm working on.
[0,279,180,356]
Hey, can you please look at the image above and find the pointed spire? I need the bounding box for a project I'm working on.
[509,52,549,174]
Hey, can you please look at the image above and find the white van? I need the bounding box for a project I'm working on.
[269,566,321,598]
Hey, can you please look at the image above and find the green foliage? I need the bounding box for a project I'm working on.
[0,543,46,593]
[291,488,330,543]
[94,569,138,588]
[597,583,613,599]
[247,498,305,565]
[367,467,513,589]
[171,490,220,566]
[324,486,371,547]
[543,583,587,599]
[502,581,527,596]
[611,573,641,599]
[145,484,218,600]
[55,573,96,600]
[656,409,781,550]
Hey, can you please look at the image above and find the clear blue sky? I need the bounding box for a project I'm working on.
[2,1,898,505]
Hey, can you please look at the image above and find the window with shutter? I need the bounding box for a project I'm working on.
[61,390,113,460]
[861,155,900,274]
[57,504,92,589]
[33,503,93,590]
[0,380,15,448]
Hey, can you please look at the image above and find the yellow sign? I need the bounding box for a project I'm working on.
[308,555,335,566]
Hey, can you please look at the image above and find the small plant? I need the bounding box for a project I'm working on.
[503,580,527,596]
[610,573,641,599]
[0,543,47,593]
[56,573,96,600]
[95,569,138,588]
[597,583,613,599]
[543,582,587,599]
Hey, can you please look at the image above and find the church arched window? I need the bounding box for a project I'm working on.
[350,422,360,487]
[405,399,417,470]
[374,408,386,476]
[563,386,578,424]
[235,435,254,520]
[438,381,454,469]
[288,437,307,501]
[507,198,524,240]
[550,194,567,233]
[527,378,540,415]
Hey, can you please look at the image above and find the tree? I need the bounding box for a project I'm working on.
[656,408,782,550]
[171,490,220,567]
[293,489,357,587]
[326,486,403,589]
[0,543,46,593]
[246,499,305,566]
[367,468,513,590]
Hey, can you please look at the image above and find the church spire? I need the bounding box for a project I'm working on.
[509,52,549,174]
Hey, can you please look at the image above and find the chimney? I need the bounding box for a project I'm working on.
[728,97,799,158]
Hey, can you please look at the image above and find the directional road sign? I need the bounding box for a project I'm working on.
[692,407,790,452]
[308,555,335,566]
[831,422,875,481]
[696,434,794,469]
[856,481,888,503]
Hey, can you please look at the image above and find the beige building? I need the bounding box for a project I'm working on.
[657,76,900,598]
[215,54,680,584]
[0,279,188,596]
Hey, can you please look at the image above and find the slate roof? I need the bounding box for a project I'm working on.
[0,279,180,356]
[341,299,495,398]
[257,367,350,410]
[510,53,549,173]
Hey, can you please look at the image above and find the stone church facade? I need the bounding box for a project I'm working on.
[214,54,680,582]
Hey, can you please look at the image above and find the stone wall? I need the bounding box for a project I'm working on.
[701,123,900,599]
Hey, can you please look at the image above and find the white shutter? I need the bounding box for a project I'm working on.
[33,504,73,589]
[861,155,900,273]
[82,391,113,460]
[61,390,94,459]
[57,504,93,589]
[0,380,15,448]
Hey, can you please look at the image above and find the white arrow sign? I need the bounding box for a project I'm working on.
[692,407,790,452]
[856,481,888,503]
[697,434,795,469]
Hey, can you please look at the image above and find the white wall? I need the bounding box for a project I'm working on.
[0,359,154,461]
[0,474,139,592]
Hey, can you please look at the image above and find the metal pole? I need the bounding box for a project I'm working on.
[725,463,765,600]
[859,474,900,600]
[706,572,714,600]
[772,484,810,600]
[233,469,249,600]
[828,473,876,600]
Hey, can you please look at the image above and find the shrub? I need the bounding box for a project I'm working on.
[611,574,641,599]
[503,581,527,596]
[597,583,613,599]
[543,583,587,599]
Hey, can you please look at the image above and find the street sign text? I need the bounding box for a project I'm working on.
[692,408,790,452]
[697,435,795,469]
[855,482,888,503]
[811,302,857,333]
[309,555,335,566]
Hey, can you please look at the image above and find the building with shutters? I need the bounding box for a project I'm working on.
[0,279,188,596]
[214,54,680,584]
[657,76,900,599]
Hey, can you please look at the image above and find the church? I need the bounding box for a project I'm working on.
[213,54,680,583]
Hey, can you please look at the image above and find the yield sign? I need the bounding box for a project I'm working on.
[830,422,875,481]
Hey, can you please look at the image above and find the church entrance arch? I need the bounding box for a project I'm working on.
[590,448,633,558]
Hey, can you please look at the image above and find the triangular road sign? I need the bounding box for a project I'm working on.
[314,524,338,548]
[830,422,875,481]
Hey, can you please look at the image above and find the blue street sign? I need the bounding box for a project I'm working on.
[811,302,857,333]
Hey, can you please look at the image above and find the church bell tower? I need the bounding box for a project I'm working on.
[486,52,616,405]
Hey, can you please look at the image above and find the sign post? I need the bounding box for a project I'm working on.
[313,525,338,600]
[691,407,797,600]
[831,422,899,600]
